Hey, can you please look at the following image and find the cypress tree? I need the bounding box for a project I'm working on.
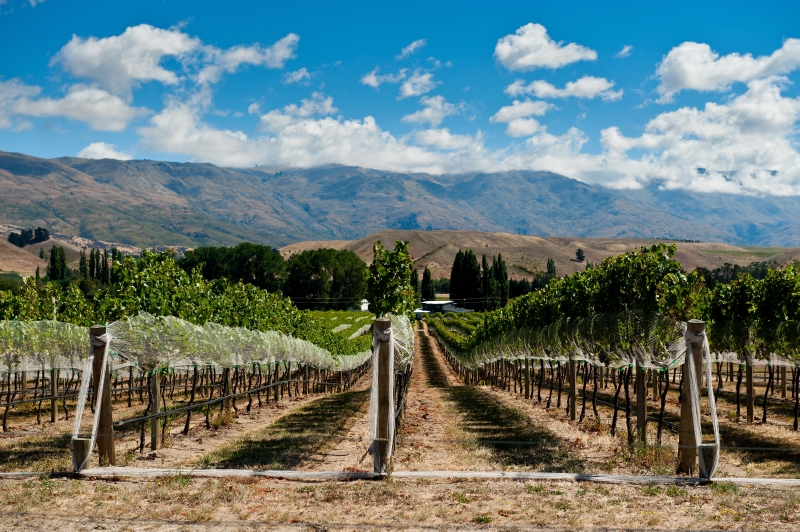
[58,247,68,280]
[463,250,482,310]
[102,249,110,283]
[421,266,436,301]
[449,250,464,303]
[79,249,88,280]
[495,253,509,307]
[88,248,96,279]
[48,245,58,280]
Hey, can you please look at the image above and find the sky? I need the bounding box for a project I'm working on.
[2,0,800,196]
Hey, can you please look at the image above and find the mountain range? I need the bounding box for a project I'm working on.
[2,149,800,248]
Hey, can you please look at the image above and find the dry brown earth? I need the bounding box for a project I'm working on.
[280,229,798,279]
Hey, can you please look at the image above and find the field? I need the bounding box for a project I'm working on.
[1,318,799,530]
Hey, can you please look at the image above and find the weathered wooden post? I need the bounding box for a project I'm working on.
[20,371,26,400]
[636,362,647,444]
[150,369,160,451]
[50,367,58,422]
[678,320,704,475]
[746,363,754,423]
[568,359,577,421]
[91,325,115,465]
[223,368,232,411]
[782,366,788,398]
[373,317,392,474]
[524,358,531,399]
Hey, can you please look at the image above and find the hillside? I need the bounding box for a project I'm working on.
[4,150,800,248]
[0,239,46,276]
[279,230,796,279]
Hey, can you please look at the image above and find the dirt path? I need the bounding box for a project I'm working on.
[392,323,510,471]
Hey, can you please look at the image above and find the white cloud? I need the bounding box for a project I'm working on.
[601,76,800,194]
[396,39,427,60]
[490,99,553,123]
[505,76,623,101]
[247,102,261,115]
[0,79,150,131]
[52,24,300,97]
[415,128,479,150]
[133,77,800,196]
[29,0,45,6]
[398,70,438,98]
[52,24,201,98]
[360,67,407,88]
[494,23,597,71]
[0,79,40,128]
[402,95,461,126]
[656,39,800,101]
[615,45,633,59]
[77,142,133,160]
[197,33,300,84]
[283,67,311,84]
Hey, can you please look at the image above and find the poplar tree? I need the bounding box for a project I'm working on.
[421,266,436,301]
[79,249,88,280]
[88,248,96,279]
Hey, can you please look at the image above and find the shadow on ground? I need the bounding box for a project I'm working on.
[0,433,72,472]
[196,389,370,470]
[419,329,586,473]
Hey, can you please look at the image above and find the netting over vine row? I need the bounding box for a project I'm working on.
[430,311,800,370]
[0,312,373,374]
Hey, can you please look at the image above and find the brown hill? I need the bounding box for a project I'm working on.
[0,240,46,277]
[280,230,796,279]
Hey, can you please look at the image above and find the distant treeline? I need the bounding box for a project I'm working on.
[178,243,367,310]
[697,260,778,289]
[7,227,49,248]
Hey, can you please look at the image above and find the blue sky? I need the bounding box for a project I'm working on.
[2,0,800,195]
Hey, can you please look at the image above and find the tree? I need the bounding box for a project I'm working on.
[449,250,464,303]
[33,227,50,243]
[547,258,556,276]
[179,242,285,292]
[576,248,585,262]
[7,227,49,248]
[88,248,96,279]
[494,253,509,306]
[283,248,367,310]
[410,268,421,305]
[47,245,67,281]
[366,240,415,318]
[79,249,89,280]
[102,249,110,284]
[421,266,436,301]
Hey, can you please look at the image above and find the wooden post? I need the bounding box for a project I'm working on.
[636,361,647,444]
[524,358,530,399]
[781,366,788,398]
[150,370,160,451]
[568,359,577,421]
[677,320,704,475]
[20,371,26,400]
[746,364,754,423]
[374,317,392,474]
[223,368,232,411]
[50,368,58,422]
[90,325,115,465]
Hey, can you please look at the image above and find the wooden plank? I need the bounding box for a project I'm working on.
[150,369,160,451]
[746,364,754,423]
[568,360,577,421]
[50,367,57,423]
[678,320,705,475]
[91,325,115,466]
[636,361,646,444]
[374,317,391,474]
[77,466,379,480]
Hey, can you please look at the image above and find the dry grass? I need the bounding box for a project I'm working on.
[0,476,798,530]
